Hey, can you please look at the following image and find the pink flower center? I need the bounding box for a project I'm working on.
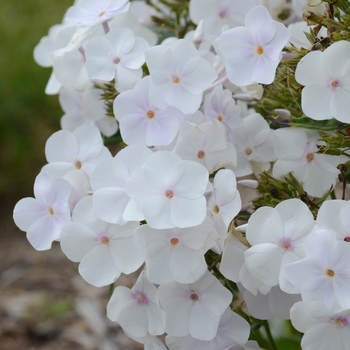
[147,110,155,119]
[280,237,293,251]
[170,237,179,246]
[327,269,335,277]
[218,9,227,18]
[114,57,121,64]
[132,291,149,305]
[330,315,348,327]
[256,46,264,55]
[306,152,314,163]
[331,80,340,89]
[172,76,180,84]
[197,150,205,159]
[190,293,199,301]
[166,190,174,199]
[101,236,110,245]
[75,160,82,169]
[344,236,350,242]
[245,148,252,155]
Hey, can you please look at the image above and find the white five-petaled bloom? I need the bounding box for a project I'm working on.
[296,40,350,123]
[60,196,143,287]
[13,172,71,251]
[273,127,340,198]
[85,27,149,92]
[158,271,232,341]
[126,151,209,229]
[107,271,165,338]
[134,216,218,284]
[216,5,289,86]
[244,198,315,293]
[285,229,350,310]
[64,0,130,27]
[145,39,218,114]
[42,125,111,178]
[290,301,350,350]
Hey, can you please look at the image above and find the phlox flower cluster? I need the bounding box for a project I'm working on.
[15,0,350,349]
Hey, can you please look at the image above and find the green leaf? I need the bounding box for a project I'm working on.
[336,0,350,15]
[275,337,302,350]
[289,117,343,131]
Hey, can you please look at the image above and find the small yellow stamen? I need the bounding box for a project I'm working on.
[172,76,180,83]
[306,153,314,163]
[166,190,174,199]
[213,205,219,214]
[331,80,340,88]
[98,11,105,17]
[170,237,179,246]
[101,236,110,245]
[197,151,205,159]
[190,293,199,301]
[147,111,155,119]
[327,269,335,277]
[256,46,264,55]
[218,115,223,121]
[48,208,54,215]
[245,148,252,155]
[75,160,82,169]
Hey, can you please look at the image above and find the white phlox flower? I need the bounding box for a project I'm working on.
[290,301,350,350]
[107,270,165,338]
[229,113,275,177]
[91,145,152,224]
[316,199,350,242]
[85,27,149,92]
[64,0,130,27]
[126,151,209,229]
[285,229,350,310]
[203,84,243,141]
[240,284,302,320]
[60,196,143,287]
[220,233,270,296]
[126,332,168,350]
[113,76,185,147]
[173,121,237,174]
[216,5,290,86]
[59,85,118,137]
[145,39,218,114]
[158,271,232,341]
[13,172,71,251]
[189,0,260,39]
[244,198,315,293]
[205,169,241,252]
[295,40,350,123]
[42,125,111,178]
[134,216,218,284]
[273,127,340,198]
[165,307,250,350]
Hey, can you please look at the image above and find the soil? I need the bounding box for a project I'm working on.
[0,219,143,350]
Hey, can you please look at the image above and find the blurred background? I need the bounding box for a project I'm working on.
[0,1,140,349]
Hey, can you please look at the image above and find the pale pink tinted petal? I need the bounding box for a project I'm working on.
[244,243,284,287]
[190,304,219,341]
[45,130,78,163]
[60,222,97,262]
[171,196,207,228]
[26,215,56,251]
[79,244,120,287]
[93,187,129,224]
[302,84,333,120]
[13,198,46,231]
[295,51,324,85]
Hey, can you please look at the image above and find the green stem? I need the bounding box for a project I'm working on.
[263,320,278,350]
